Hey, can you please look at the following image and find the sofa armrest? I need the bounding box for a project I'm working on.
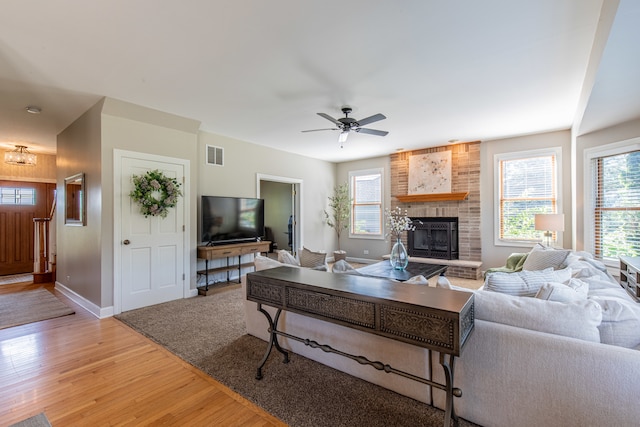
[432,319,640,427]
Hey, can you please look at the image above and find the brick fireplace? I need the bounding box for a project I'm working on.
[390,142,481,279]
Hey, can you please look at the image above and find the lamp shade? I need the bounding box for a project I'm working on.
[534,213,565,232]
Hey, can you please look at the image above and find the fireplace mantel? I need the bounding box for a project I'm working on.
[395,192,469,203]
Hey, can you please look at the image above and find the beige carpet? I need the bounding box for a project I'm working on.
[117,284,481,427]
[0,289,75,330]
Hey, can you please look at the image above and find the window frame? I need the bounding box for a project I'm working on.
[494,147,563,247]
[584,137,640,266]
[0,187,36,205]
[348,168,384,240]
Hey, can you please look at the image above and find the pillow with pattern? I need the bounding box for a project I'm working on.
[522,245,570,271]
[484,268,572,297]
[299,247,327,269]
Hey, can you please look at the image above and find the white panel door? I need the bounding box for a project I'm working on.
[120,157,185,311]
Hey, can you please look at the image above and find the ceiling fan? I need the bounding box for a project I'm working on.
[302,106,388,147]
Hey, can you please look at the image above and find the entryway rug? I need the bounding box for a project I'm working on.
[0,289,75,330]
[0,274,33,286]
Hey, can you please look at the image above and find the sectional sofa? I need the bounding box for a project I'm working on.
[242,249,640,426]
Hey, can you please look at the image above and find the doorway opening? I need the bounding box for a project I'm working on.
[257,174,302,258]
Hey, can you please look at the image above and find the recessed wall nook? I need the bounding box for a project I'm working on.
[390,141,482,279]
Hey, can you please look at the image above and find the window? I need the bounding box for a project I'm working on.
[588,144,640,260]
[0,187,36,205]
[495,148,561,245]
[349,168,383,238]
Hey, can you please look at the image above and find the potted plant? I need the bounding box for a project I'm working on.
[324,182,351,262]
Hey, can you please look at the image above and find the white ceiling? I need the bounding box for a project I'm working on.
[1,0,638,163]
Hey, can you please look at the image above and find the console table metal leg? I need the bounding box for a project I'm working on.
[255,304,289,380]
[204,260,209,291]
[440,353,460,427]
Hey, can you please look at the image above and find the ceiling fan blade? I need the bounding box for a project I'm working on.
[356,113,386,127]
[317,112,342,125]
[301,128,338,133]
[356,128,389,137]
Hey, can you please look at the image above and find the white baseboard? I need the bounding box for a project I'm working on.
[55,281,114,319]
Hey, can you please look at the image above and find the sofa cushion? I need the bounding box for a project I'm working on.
[522,244,570,271]
[474,290,602,342]
[484,268,572,297]
[588,294,640,348]
[535,279,588,303]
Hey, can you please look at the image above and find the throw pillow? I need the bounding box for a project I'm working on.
[522,245,570,271]
[484,268,572,297]
[254,255,293,271]
[299,247,327,269]
[405,275,429,285]
[474,290,603,342]
[277,250,300,266]
[332,260,362,275]
[436,275,474,292]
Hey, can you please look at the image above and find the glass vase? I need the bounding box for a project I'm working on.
[389,236,409,270]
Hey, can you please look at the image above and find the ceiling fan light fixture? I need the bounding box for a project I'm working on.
[4,145,37,166]
[338,131,349,143]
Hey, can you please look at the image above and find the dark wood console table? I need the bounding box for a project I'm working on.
[246,266,474,427]
[197,241,269,295]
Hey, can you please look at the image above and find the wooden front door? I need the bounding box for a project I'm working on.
[0,181,55,276]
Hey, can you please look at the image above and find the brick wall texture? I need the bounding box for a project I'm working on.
[389,142,481,278]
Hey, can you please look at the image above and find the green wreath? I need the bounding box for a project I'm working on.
[129,169,182,218]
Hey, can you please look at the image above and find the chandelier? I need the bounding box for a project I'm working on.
[4,145,37,166]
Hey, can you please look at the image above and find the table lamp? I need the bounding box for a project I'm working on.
[534,213,564,247]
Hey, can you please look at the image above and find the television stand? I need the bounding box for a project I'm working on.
[197,241,270,295]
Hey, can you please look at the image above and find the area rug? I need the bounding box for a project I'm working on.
[0,273,33,286]
[116,286,479,427]
[0,289,75,330]
[9,412,52,427]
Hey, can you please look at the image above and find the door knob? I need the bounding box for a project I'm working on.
[123,239,130,245]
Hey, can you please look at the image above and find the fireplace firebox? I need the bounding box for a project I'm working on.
[408,217,458,260]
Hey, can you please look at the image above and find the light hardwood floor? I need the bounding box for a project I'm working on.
[0,281,286,426]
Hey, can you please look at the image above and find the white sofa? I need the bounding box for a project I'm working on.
[243,250,640,427]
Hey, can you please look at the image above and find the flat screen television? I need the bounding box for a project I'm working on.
[201,196,265,245]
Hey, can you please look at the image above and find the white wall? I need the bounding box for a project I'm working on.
[56,98,200,309]
[480,130,573,269]
[335,156,391,261]
[197,131,336,281]
[56,99,104,306]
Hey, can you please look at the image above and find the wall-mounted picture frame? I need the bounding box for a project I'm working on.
[65,172,86,226]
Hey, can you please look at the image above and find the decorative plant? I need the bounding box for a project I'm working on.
[385,206,415,239]
[324,182,352,252]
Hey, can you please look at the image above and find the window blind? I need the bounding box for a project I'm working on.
[591,150,640,259]
[499,154,557,241]
[351,172,382,235]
